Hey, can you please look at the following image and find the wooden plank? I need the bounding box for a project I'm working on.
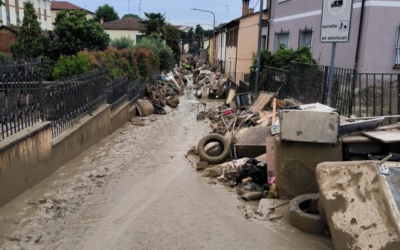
[249,92,273,113]
[272,97,277,125]
[362,130,400,143]
[266,134,276,178]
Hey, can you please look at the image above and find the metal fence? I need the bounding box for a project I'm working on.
[0,59,148,140]
[353,73,400,119]
[0,60,43,141]
[128,78,145,103]
[253,62,398,118]
[44,69,108,138]
[107,76,128,110]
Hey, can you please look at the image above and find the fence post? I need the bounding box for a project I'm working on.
[348,70,357,117]
[321,66,327,104]
[398,75,400,122]
[38,59,45,122]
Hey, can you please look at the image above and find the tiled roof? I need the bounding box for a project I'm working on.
[51,1,94,15]
[101,18,144,31]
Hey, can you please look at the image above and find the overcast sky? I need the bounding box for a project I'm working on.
[67,0,262,28]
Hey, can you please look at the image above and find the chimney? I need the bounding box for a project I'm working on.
[242,0,250,16]
[100,18,104,24]
[249,8,254,14]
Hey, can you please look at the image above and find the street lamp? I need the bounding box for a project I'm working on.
[191,8,216,69]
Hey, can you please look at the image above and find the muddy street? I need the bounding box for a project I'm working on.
[0,82,332,250]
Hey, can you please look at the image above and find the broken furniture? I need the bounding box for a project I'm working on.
[317,161,400,250]
[274,136,342,199]
[235,126,270,158]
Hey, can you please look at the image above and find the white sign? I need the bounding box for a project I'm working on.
[321,0,353,43]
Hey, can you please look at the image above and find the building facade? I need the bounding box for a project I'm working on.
[223,0,268,83]
[0,0,52,30]
[50,1,94,30]
[101,17,144,44]
[268,0,400,73]
[0,25,18,54]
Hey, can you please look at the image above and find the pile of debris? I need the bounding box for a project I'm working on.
[190,84,400,249]
[193,69,227,99]
[136,68,186,116]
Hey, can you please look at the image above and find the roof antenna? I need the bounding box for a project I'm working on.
[226,5,229,22]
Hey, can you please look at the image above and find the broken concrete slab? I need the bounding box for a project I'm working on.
[196,161,209,171]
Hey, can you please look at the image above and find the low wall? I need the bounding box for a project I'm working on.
[110,101,131,134]
[0,122,52,207]
[0,102,137,208]
[51,104,111,173]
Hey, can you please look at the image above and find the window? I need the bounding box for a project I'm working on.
[262,35,267,49]
[299,28,313,50]
[6,10,10,23]
[16,12,20,24]
[395,27,400,67]
[275,32,289,51]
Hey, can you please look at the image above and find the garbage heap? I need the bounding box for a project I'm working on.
[192,88,400,249]
[192,69,228,100]
[136,68,186,116]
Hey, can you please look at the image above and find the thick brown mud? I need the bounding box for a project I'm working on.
[0,79,332,250]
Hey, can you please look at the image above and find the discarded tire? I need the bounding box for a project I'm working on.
[198,134,230,164]
[289,193,326,235]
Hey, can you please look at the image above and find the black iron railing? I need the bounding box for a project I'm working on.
[107,76,128,110]
[354,73,400,120]
[44,69,107,138]
[252,62,395,118]
[128,78,145,103]
[0,60,43,141]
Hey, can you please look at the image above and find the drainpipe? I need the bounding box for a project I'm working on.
[350,0,366,116]
[354,0,365,72]
[266,0,272,51]
[235,27,239,83]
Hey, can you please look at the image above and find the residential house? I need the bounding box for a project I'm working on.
[215,31,227,72]
[0,0,52,30]
[223,0,268,83]
[0,25,18,54]
[268,0,400,73]
[101,17,145,44]
[51,1,94,30]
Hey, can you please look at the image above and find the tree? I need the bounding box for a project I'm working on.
[140,12,166,39]
[122,14,141,20]
[93,4,119,23]
[164,24,181,63]
[11,2,45,59]
[49,10,110,59]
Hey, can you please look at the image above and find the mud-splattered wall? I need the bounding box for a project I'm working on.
[0,102,136,208]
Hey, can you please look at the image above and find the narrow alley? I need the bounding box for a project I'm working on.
[0,83,332,250]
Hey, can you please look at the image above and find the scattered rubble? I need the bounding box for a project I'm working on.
[187,58,400,249]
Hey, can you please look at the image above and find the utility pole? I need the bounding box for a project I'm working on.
[191,8,216,69]
[139,0,142,17]
[255,0,264,94]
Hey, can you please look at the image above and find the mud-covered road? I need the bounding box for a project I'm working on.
[0,81,332,250]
